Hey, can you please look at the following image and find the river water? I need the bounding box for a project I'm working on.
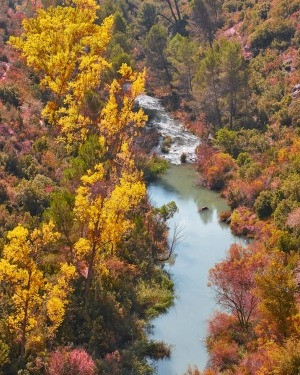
[148,165,241,374]
[137,95,240,374]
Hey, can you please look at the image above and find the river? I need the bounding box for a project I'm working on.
[137,95,241,374]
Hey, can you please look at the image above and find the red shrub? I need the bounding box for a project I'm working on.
[48,348,96,375]
[208,244,264,328]
[226,177,265,209]
[209,337,239,370]
[208,312,236,338]
[197,148,237,190]
[230,206,263,237]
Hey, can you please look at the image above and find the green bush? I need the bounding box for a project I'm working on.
[0,183,8,204]
[0,339,9,368]
[278,232,297,253]
[143,156,168,182]
[0,85,21,107]
[16,174,54,216]
[45,190,75,239]
[258,2,270,19]
[237,152,251,167]
[282,174,300,202]
[216,128,239,157]
[243,162,261,180]
[33,136,48,153]
[64,135,104,181]
[255,190,284,219]
[255,190,274,219]
[250,19,295,50]
[223,0,243,13]
[274,199,298,229]
[139,2,157,32]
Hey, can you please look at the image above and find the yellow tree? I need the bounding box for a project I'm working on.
[9,0,149,304]
[9,0,114,144]
[71,64,148,292]
[74,163,146,292]
[0,223,75,359]
[99,64,147,157]
[255,257,299,341]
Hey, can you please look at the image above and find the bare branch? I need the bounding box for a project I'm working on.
[158,222,185,261]
[157,12,174,24]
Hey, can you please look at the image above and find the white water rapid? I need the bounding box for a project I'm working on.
[136,95,200,164]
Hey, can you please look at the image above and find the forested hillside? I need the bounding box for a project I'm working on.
[0,1,175,374]
[0,0,299,374]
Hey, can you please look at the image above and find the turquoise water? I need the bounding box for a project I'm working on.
[148,164,242,374]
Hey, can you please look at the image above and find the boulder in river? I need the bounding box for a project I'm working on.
[198,206,209,212]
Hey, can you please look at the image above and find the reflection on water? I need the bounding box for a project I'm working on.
[148,164,242,375]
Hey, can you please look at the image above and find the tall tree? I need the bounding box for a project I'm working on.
[9,0,114,144]
[194,40,248,129]
[194,45,222,127]
[209,244,262,329]
[138,2,157,33]
[154,0,187,36]
[0,223,75,360]
[256,259,299,340]
[167,34,199,92]
[190,0,222,46]
[145,24,172,86]
[73,64,147,294]
[220,40,247,129]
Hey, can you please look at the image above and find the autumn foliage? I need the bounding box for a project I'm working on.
[197,145,236,190]
[1,0,299,373]
[48,348,96,375]
[0,1,173,373]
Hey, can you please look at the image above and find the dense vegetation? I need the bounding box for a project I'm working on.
[0,0,299,374]
[130,0,299,373]
[0,1,176,374]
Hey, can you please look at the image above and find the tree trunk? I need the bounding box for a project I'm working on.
[160,52,173,89]
[20,271,32,361]
[164,0,178,23]
[188,65,193,92]
[229,92,234,129]
[173,0,182,20]
[20,298,29,361]
[85,242,97,299]
[212,75,222,128]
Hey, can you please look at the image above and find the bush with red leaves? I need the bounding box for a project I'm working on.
[48,348,96,375]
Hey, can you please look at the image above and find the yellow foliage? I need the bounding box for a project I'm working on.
[9,0,114,144]
[74,168,146,255]
[9,0,149,307]
[68,59,147,287]
[46,263,76,336]
[99,65,147,154]
[0,224,75,356]
[74,238,92,259]
[255,259,299,340]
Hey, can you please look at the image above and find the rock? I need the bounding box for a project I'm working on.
[292,84,300,98]
[292,84,300,91]
[180,153,187,163]
[198,206,209,212]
